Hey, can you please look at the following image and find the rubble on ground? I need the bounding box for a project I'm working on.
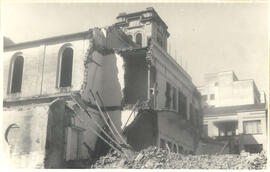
[91,146,267,169]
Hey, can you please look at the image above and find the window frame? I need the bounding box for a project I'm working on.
[243,120,262,135]
[165,82,172,109]
[135,32,142,47]
[178,89,187,119]
[57,43,74,89]
[210,94,215,100]
[202,95,207,101]
[8,52,24,94]
[172,86,177,110]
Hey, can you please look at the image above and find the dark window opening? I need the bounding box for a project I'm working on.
[172,87,177,110]
[147,37,151,46]
[160,139,166,149]
[11,56,24,93]
[210,94,215,100]
[136,33,142,47]
[165,82,171,109]
[203,124,208,137]
[189,104,195,123]
[173,144,177,153]
[178,91,187,119]
[178,146,183,154]
[127,35,133,41]
[202,95,207,101]
[60,47,73,87]
[157,36,163,47]
[218,125,236,136]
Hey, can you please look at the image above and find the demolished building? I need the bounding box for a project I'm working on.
[2,7,203,168]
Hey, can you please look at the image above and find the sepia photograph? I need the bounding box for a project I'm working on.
[1,0,269,169]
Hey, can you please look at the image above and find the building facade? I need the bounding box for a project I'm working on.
[198,71,268,154]
[3,8,203,168]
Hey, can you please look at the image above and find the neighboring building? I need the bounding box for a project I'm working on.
[198,71,261,108]
[198,71,268,154]
[2,7,202,168]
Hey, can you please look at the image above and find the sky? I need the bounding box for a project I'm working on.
[2,2,269,96]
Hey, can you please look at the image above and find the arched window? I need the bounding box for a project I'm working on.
[135,33,142,47]
[127,35,133,41]
[10,56,24,93]
[59,47,73,87]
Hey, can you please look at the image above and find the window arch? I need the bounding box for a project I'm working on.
[58,46,73,88]
[127,35,133,41]
[135,33,142,47]
[10,55,24,93]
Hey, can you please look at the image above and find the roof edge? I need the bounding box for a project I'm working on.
[4,30,93,51]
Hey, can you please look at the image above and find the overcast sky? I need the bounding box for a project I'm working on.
[2,2,269,96]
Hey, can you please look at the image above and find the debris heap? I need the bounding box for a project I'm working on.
[91,146,267,169]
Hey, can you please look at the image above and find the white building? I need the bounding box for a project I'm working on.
[198,71,267,153]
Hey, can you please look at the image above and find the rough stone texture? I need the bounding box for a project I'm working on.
[91,146,267,169]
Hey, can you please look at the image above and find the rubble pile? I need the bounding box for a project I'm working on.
[91,146,267,169]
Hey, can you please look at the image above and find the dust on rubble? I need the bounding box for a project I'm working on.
[91,146,267,169]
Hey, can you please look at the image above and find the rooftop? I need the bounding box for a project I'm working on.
[4,30,92,51]
[115,7,170,37]
[204,103,267,116]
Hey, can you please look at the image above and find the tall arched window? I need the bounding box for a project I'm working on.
[59,47,73,87]
[136,33,142,47]
[11,56,24,93]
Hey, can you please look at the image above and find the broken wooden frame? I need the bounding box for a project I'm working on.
[70,93,133,159]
